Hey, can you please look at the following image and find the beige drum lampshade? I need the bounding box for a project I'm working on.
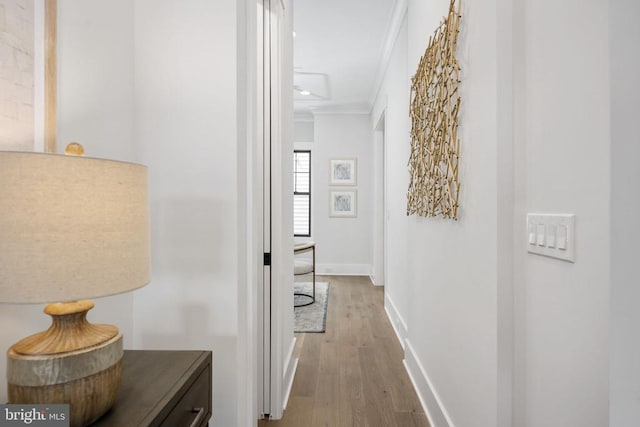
[0,151,151,303]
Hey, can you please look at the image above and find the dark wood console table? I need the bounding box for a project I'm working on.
[92,350,212,427]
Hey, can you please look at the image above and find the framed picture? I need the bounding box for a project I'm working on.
[0,0,56,153]
[329,189,357,218]
[329,158,357,185]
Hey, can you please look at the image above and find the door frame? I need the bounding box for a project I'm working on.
[236,0,259,425]
[373,109,388,287]
[230,0,295,424]
[255,0,295,420]
[238,0,294,423]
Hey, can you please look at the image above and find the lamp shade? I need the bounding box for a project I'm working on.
[0,151,150,303]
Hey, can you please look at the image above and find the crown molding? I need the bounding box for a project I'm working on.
[311,110,370,116]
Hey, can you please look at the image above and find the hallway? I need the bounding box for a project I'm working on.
[260,276,429,427]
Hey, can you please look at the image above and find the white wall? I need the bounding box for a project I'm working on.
[312,113,372,275]
[403,0,502,425]
[57,0,137,345]
[57,0,135,162]
[513,0,611,425]
[130,1,239,426]
[373,4,507,426]
[377,0,626,425]
[1,1,287,425]
[293,118,313,143]
[371,14,410,341]
[0,0,137,403]
[609,0,640,425]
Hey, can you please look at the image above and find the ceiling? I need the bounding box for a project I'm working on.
[293,0,398,113]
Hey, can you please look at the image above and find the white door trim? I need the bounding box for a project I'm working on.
[372,109,387,287]
[236,0,259,425]
[257,0,294,420]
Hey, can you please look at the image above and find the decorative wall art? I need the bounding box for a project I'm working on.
[0,0,57,153]
[329,158,357,186]
[329,190,357,218]
[407,0,462,219]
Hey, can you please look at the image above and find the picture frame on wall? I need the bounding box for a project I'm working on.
[329,189,357,218]
[329,158,357,185]
[0,0,57,153]
[37,0,57,153]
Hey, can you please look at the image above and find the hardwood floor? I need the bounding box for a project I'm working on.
[259,275,430,427]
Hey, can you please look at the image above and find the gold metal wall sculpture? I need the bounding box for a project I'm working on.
[407,0,461,219]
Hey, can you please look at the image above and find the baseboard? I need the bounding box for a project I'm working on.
[384,293,407,350]
[282,337,298,411]
[368,269,384,286]
[316,263,371,276]
[403,340,455,427]
[368,273,378,286]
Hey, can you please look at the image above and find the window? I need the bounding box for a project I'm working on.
[293,150,311,237]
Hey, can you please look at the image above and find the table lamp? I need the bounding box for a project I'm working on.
[0,150,150,427]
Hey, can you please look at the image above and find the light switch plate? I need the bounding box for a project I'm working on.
[527,214,575,263]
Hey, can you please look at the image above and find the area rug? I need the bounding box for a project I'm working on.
[294,282,329,333]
